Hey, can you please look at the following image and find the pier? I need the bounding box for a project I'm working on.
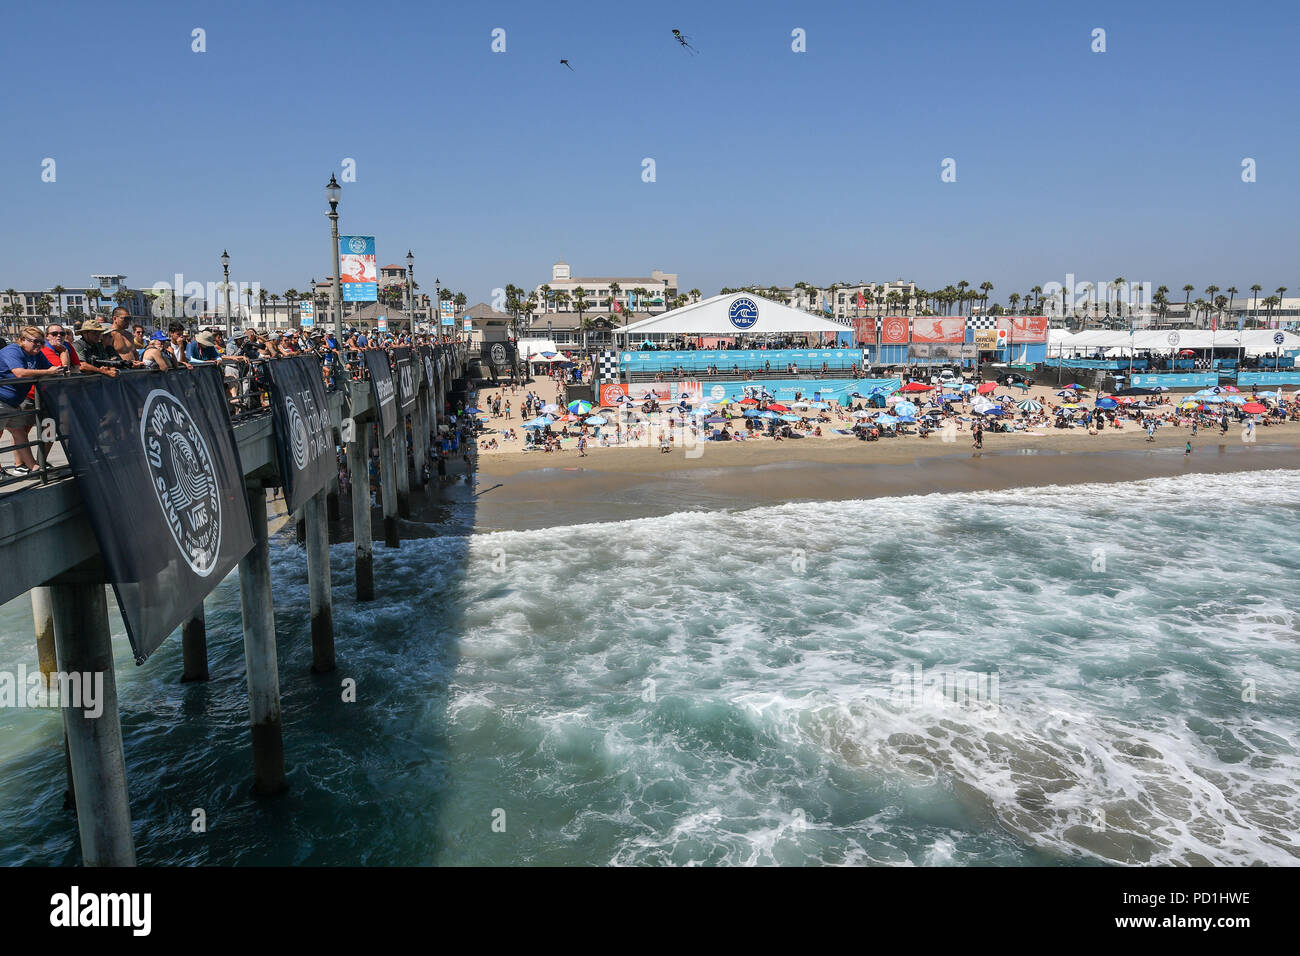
[0,344,466,865]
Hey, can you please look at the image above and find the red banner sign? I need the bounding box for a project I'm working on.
[881,316,910,344]
[911,317,966,343]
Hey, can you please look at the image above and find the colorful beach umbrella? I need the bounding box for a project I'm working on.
[567,400,594,414]
[1017,399,1044,412]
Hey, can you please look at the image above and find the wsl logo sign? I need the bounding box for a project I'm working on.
[140,390,222,576]
[491,343,507,367]
[286,388,329,473]
[728,297,759,330]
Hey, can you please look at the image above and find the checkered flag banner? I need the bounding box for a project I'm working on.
[969,315,999,330]
[875,315,883,333]
[861,348,871,367]
[597,350,620,383]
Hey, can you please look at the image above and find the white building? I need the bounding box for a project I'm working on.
[534,260,683,313]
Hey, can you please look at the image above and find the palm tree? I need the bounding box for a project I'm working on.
[1275,287,1287,327]
[35,294,53,321]
[1110,278,1125,319]
[571,287,590,348]
[1226,286,1237,320]
[454,292,467,310]
[956,280,970,314]
[258,288,268,328]
[979,281,993,314]
[1250,284,1262,323]
[285,289,300,327]
[85,287,100,318]
[50,285,66,319]
[4,289,22,333]
[540,283,552,314]
[578,315,596,354]
[1031,285,1043,311]
[1008,293,1021,313]
[608,281,622,312]
[269,293,281,327]
[1182,284,1194,319]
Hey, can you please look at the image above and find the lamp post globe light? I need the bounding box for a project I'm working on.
[326,174,343,343]
[405,251,415,332]
[435,278,441,341]
[221,249,232,340]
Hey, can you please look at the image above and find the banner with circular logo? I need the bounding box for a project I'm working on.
[266,354,336,513]
[38,366,254,664]
[728,297,759,330]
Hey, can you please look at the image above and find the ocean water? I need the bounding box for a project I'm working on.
[1,470,1297,866]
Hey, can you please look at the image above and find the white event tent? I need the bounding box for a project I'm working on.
[1047,328,1300,358]
[617,293,851,340]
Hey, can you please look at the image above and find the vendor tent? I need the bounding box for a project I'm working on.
[616,293,852,338]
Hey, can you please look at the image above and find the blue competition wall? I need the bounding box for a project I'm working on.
[1127,372,1219,388]
[621,348,862,372]
[1236,371,1300,386]
[693,378,902,404]
[1057,359,1150,371]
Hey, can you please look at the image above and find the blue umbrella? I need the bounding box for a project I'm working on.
[809,401,829,409]
[895,400,918,416]
[758,410,780,419]
[705,415,727,424]
[874,414,899,425]
[779,414,802,422]
[1095,397,1118,409]
[959,383,977,392]
[743,408,762,417]
[895,415,917,423]
[584,415,608,425]
[464,406,484,414]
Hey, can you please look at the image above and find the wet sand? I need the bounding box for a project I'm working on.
[466,439,1300,532]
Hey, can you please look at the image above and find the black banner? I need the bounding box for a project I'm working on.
[481,341,516,377]
[393,347,417,415]
[265,355,335,513]
[363,349,397,436]
[38,366,254,665]
[420,345,435,390]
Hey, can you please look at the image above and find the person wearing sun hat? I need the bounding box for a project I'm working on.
[186,329,221,365]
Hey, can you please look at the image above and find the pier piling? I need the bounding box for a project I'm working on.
[305,487,335,673]
[31,585,56,686]
[237,484,288,797]
[50,580,136,866]
[347,421,373,600]
[396,417,412,517]
[180,601,209,683]
[381,427,400,549]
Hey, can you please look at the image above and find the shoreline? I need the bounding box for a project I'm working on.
[460,438,1300,533]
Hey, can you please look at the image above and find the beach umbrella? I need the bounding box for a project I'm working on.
[959,383,977,392]
[464,407,485,415]
[1063,383,1084,390]
[1201,395,1226,404]
[567,400,594,414]
[976,382,997,394]
[791,401,811,409]
[1017,399,1044,412]
[809,401,830,409]
[768,403,791,412]
[1094,397,1117,409]
[758,410,780,419]
[705,415,727,424]
[539,351,557,358]
[1178,349,1195,356]
[584,415,608,425]
[895,415,917,423]
[779,414,802,422]
[1222,385,1240,393]
[901,382,934,392]
[1242,402,1267,414]
[874,414,899,425]
[894,400,918,416]
[1224,395,1246,405]
[542,403,560,414]
[738,397,759,406]
[850,409,874,419]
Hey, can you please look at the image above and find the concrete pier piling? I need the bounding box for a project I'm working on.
[50,579,135,866]
[180,601,209,683]
[347,421,373,601]
[412,398,427,488]
[31,585,56,686]
[237,484,287,797]
[396,417,412,517]
[381,428,400,549]
[304,487,335,673]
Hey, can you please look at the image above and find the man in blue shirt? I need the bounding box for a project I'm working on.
[0,325,68,475]
[185,330,221,365]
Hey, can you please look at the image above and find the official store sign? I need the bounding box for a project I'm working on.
[141,389,222,576]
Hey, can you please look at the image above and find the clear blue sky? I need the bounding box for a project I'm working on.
[2,0,1297,306]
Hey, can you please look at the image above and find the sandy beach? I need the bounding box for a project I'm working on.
[434,377,1300,533]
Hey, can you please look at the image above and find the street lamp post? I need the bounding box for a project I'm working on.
[405,251,415,333]
[435,278,442,343]
[326,175,343,343]
[221,250,232,340]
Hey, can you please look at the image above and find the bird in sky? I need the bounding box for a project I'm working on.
[560,58,574,70]
[672,30,697,54]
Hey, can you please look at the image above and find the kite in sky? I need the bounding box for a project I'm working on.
[672,30,697,54]
[560,58,573,70]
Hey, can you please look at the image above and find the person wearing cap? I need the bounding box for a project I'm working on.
[0,326,70,476]
[186,329,221,365]
[72,319,122,372]
[142,330,182,370]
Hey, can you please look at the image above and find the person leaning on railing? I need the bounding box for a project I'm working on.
[71,320,124,377]
[0,326,73,477]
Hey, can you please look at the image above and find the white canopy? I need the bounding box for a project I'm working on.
[517,338,563,361]
[1047,328,1300,357]
[617,293,850,337]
